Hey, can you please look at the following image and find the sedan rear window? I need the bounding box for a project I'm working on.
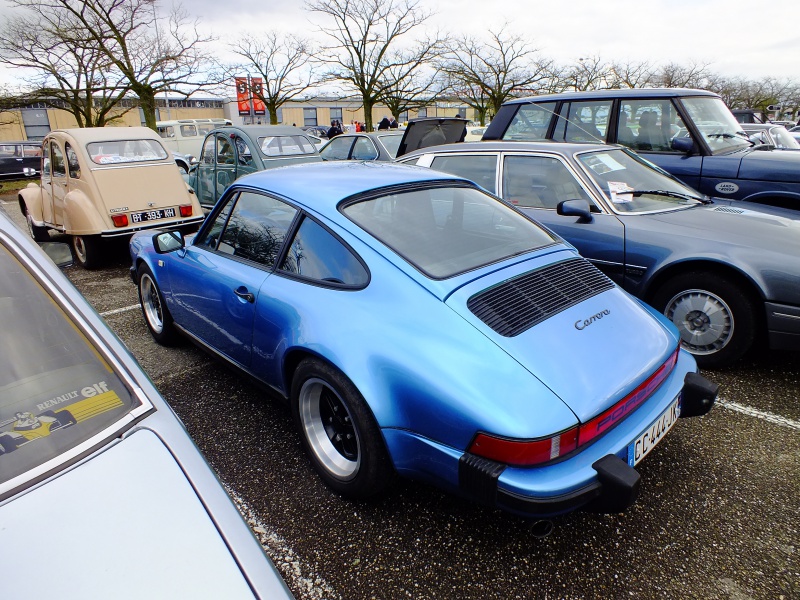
[258,135,317,156]
[87,139,168,164]
[343,184,556,279]
[0,244,141,492]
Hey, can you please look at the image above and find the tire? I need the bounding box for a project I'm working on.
[651,272,757,368]
[291,358,393,499]
[24,210,50,242]
[72,235,102,269]
[137,263,180,346]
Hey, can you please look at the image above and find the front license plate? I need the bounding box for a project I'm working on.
[628,395,681,466]
[131,207,176,223]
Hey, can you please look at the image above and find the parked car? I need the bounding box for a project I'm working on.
[156,117,231,160]
[0,140,42,179]
[17,127,204,268]
[186,125,321,210]
[0,210,293,599]
[399,140,800,367]
[301,125,329,139]
[171,150,198,172]
[130,161,717,518]
[742,123,800,150]
[483,88,800,210]
[319,131,405,161]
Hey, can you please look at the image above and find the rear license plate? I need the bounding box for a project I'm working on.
[131,208,176,223]
[628,395,681,466]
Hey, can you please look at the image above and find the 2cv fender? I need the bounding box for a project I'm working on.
[18,183,49,242]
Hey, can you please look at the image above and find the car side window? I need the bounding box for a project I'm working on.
[430,155,497,194]
[234,136,254,166]
[554,101,612,143]
[321,136,354,160]
[50,142,66,178]
[216,134,234,165]
[197,193,237,250]
[351,137,378,160]
[618,100,687,153]
[200,136,215,165]
[280,216,368,287]
[502,155,593,209]
[502,102,557,141]
[180,125,197,137]
[42,141,51,177]
[217,191,298,268]
[65,143,81,179]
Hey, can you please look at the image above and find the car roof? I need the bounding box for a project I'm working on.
[742,123,782,130]
[504,88,720,105]
[402,139,611,157]
[51,127,162,143]
[232,160,464,207]
[212,125,310,138]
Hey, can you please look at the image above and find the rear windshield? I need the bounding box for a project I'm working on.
[343,184,556,279]
[257,135,317,157]
[0,244,141,491]
[377,134,403,158]
[87,139,169,164]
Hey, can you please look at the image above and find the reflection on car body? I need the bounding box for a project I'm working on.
[130,161,717,520]
[0,210,293,598]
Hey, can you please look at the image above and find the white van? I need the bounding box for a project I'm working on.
[156,118,232,167]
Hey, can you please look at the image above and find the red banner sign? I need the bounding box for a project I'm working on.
[235,77,251,116]
[251,78,266,116]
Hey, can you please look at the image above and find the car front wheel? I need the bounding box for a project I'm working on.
[25,210,50,242]
[137,263,180,346]
[291,358,393,499]
[652,272,756,368]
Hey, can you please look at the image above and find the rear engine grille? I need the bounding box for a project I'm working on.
[467,258,614,336]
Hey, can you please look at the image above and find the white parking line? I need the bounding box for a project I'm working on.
[100,304,140,317]
[225,487,341,600]
[717,398,800,430]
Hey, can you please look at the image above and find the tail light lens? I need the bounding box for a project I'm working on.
[111,214,128,227]
[468,347,680,467]
[179,204,193,217]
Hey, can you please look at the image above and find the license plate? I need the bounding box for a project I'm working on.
[628,395,681,466]
[131,208,176,223]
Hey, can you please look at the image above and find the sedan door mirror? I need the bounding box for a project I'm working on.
[671,137,694,154]
[153,230,185,253]
[557,199,593,223]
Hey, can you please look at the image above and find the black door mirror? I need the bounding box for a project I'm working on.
[557,199,593,223]
[671,137,694,154]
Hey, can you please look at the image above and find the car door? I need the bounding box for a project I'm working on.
[497,153,627,285]
[214,134,237,201]
[48,139,68,227]
[194,135,217,208]
[167,190,299,367]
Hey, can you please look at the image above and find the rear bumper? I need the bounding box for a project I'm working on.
[765,302,800,351]
[385,365,718,518]
[100,216,204,238]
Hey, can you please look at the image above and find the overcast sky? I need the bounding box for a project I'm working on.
[2,0,799,89]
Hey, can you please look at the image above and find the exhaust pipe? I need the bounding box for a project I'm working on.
[527,519,555,538]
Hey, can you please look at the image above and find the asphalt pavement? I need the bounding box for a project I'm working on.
[2,194,797,600]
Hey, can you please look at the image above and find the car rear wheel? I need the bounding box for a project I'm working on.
[137,263,180,346]
[72,235,101,269]
[291,358,392,499]
[652,272,756,368]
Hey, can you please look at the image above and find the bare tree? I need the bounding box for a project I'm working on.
[0,8,130,127]
[378,57,443,122]
[559,56,613,92]
[228,32,317,125]
[652,60,713,89]
[437,27,552,124]
[14,0,218,130]
[608,59,655,89]
[307,0,440,131]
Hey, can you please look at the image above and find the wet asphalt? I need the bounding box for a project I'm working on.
[2,195,797,600]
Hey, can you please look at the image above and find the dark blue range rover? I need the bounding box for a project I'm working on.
[483,88,800,210]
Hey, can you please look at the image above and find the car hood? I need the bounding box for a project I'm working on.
[737,145,800,182]
[395,117,467,157]
[0,429,256,599]
[445,253,679,423]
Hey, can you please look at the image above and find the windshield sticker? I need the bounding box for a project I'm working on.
[584,153,626,175]
[608,181,634,203]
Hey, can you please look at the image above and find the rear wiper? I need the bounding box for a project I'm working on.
[630,189,711,204]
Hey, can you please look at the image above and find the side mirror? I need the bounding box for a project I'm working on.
[557,199,593,223]
[671,137,694,154]
[39,242,74,268]
[153,230,185,254]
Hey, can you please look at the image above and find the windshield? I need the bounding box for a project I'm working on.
[87,139,168,164]
[343,184,556,279]
[0,244,141,491]
[769,126,800,149]
[577,148,705,213]
[679,97,750,154]
[377,133,403,158]
[257,135,317,157]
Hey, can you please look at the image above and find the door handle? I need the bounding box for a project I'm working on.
[234,287,255,303]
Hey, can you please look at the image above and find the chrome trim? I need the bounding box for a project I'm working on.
[773,312,800,321]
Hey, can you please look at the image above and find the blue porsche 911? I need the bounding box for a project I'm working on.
[130,161,717,518]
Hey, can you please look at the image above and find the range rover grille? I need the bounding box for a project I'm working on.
[467,258,614,337]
